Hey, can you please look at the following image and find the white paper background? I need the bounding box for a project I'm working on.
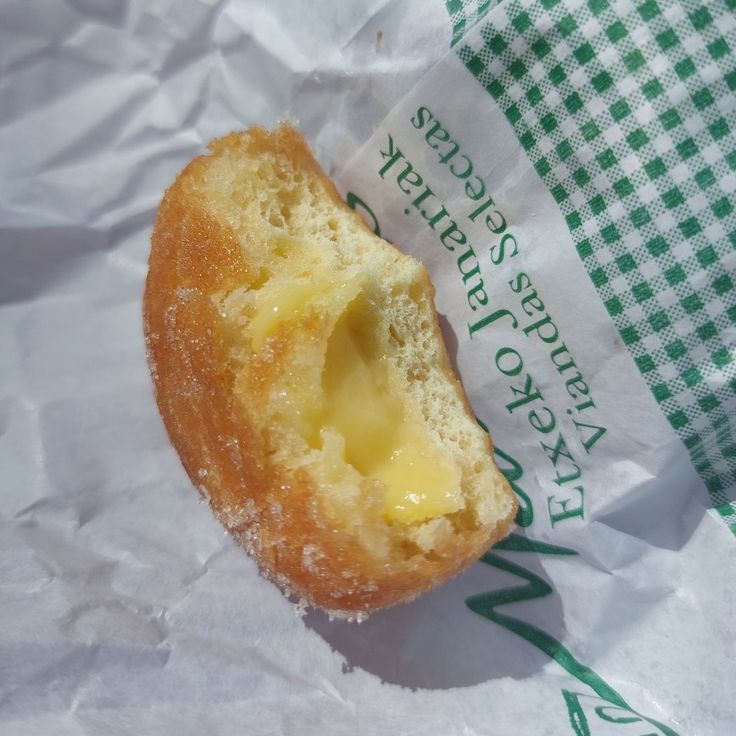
[2,2,735,735]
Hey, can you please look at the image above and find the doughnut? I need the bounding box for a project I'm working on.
[143,124,517,615]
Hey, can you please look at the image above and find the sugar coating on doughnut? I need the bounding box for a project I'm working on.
[143,124,517,614]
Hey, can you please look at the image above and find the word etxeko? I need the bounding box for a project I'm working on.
[375,106,609,527]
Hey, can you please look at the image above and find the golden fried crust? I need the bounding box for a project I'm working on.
[143,126,517,613]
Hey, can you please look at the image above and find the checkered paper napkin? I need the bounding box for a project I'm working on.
[445,0,736,533]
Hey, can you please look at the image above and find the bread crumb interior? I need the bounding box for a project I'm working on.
[189,130,513,560]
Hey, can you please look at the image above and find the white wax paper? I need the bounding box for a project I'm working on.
[1,2,735,735]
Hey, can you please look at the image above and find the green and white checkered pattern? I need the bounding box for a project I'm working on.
[445,0,736,534]
[446,0,498,46]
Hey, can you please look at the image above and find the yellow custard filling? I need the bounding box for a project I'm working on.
[247,271,463,524]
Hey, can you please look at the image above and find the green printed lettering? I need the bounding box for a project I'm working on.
[468,194,495,222]
[541,432,576,469]
[438,140,460,164]
[421,203,450,230]
[465,175,486,201]
[345,192,381,236]
[523,313,559,344]
[396,162,423,194]
[378,134,403,177]
[595,705,642,724]
[495,347,523,376]
[489,232,518,266]
[529,407,556,434]
[425,120,451,150]
[562,690,590,736]
[493,533,578,555]
[492,447,534,528]
[562,687,679,735]
[457,248,480,283]
[485,209,507,234]
[467,280,489,310]
[468,308,518,337]
[467,539,679,736]
[548,486,585,524]
[439,221,466,251]
[449,154,473,179]
[479,420,536,529]
[509,271,531,293]
[410,105,432,129]
[554,463,582,486]
[412,185,434,209]
[565,373,590,399]
[506,374,543,413]
[550,343,576,373]
[572,418,607,453]
[520,290,545,317]
[462,264,481,284]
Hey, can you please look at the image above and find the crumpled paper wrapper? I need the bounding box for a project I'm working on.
[1,1,734,734]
